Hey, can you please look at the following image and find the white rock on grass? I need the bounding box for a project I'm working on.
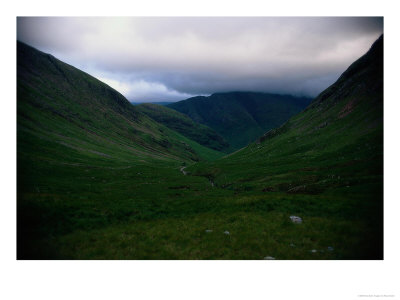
[289,216,303,224]
[310,249,317,253]
[205,229,213,233]
[264,256,275,260]
[327,246,334,251]
[223,231,230,235]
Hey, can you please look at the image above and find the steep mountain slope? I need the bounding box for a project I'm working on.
[136,103,230,152]
[189,35,383,258]
[191,35,383,191]
[168,92,311,150]
[17,41,222,166]
[17,42,224,258]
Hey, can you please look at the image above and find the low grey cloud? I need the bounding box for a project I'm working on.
[17,17,383,102]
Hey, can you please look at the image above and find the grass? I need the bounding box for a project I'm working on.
[55,212,371,260]
[18,151,382,259]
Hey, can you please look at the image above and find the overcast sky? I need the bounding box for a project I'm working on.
[17,17,383,102]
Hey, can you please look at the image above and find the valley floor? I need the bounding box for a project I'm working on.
[18,158,383,260]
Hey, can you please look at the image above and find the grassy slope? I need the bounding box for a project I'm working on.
[188,35,384,259]
[136,103,230,152]
[168,92,311,151]
[191,35,383,190]
[17,42,223,258]
[17,42,222,164]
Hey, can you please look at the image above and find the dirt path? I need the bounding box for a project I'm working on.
[179,165,214,187]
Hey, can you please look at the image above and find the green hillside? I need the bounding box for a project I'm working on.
[136,103,230,152]
[168,92,311,151]
[188,35,383,259]
[17,42,222,164]
[17,42,224,258]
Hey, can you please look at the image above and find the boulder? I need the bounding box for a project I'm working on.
[289,216,302,224]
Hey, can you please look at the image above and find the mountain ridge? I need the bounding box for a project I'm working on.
[17,41,223,164]
[136,103,230,152]
[168,91,312,151]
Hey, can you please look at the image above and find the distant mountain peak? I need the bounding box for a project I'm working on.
[168,91,312,151]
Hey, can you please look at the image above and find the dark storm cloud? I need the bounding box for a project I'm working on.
[17,17,383,102]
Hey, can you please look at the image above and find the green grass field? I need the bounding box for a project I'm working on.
[17,151,382,259]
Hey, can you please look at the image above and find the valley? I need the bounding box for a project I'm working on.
[17,35,383,260]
